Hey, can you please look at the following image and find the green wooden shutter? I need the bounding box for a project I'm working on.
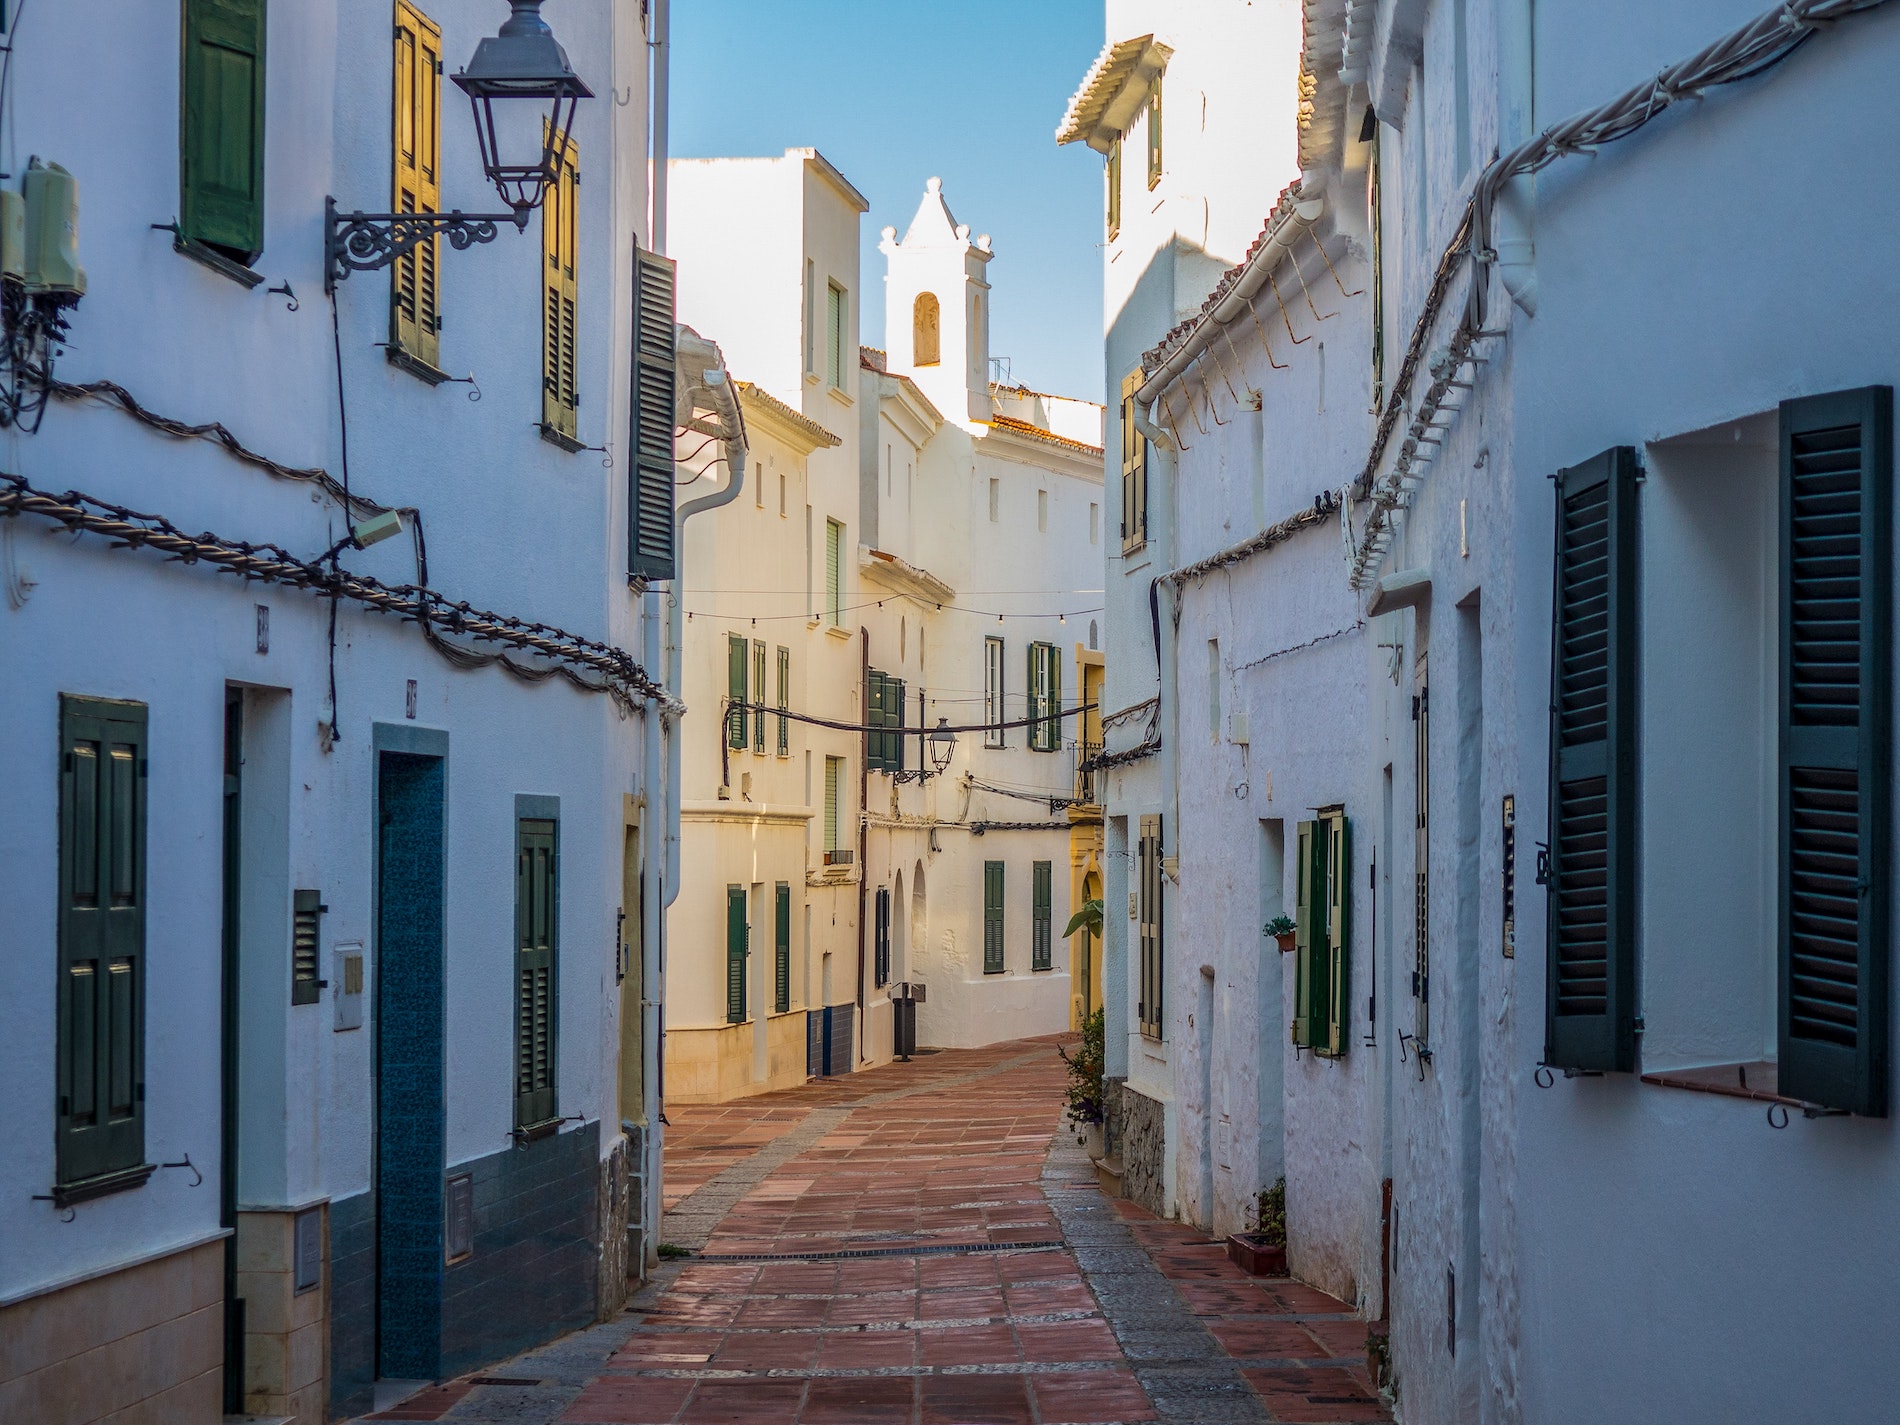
[629,248,678,579]
[726,886,748,1023]
[1292,819,1322,1048]
[181,0,266,263]
[1147,77,1164,188]
[1032,861,1052,970]
[1324,812,1352,1055]
[514,818,558,1128]
[866,669,887,771]
[728,634,748,750]
[1049,648,1062,753]
[1026,644,1041,751]
[875,887,891,986]
[291,888,323,1006]
[1545,447,1639,1073]
[825,520,843,625]
[888,677,907,771]
[983,861,1005,974]
[775,883,791,1013]
[57,696,148,1189]
[753,642,767,754]
[824,757,841,852]
[1779,387,1892,1115]
[1138,814,1164,1036]
[776,646,790,755]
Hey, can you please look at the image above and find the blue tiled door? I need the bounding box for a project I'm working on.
[376,751,446,1380]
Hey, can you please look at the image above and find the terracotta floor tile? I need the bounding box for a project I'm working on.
[734,1297,829,1329]
[560,1376,694,1424]
[823,1291,916,1326]
[1029,1369,1157,1424]
[797,1375,918,1424]
[1015,1318,1120,1363]
[1209,1319,1331,1359]
[917,1286,1003,1320]
[815,1329,917,1368]
[917,1322,1019,1366]
[680,1379,809,1424]
[610,1333,724,1367]
[918,1374,1034,1425]
[710,1332,822,1370]
[1241,1367,1389,1423]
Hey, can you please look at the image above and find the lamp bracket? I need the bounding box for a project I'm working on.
[324,197,527,292]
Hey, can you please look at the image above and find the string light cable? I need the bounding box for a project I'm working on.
[725,698,1095,738]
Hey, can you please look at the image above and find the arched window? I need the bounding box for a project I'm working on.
[912,292,940,366]
[1089,620,1099,651]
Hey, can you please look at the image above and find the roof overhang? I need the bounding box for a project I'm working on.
[737,382,841,455]
[978,419,1106,480]
[859,546,956,606]
[1056,34,1172,154]
[874,372,943,449]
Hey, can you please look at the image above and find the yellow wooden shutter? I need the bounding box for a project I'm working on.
[542,128,580,442]
[392,1,441,370]
[1120,367,1146,552]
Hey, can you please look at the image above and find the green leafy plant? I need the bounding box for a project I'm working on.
[656,1242,694,1260]
[1253,1177,1287,1246]
[1264,915,1296,939]
[1064,897,1104,939]
[1057,1008,1107,1126]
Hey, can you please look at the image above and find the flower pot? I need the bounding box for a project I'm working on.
[1083,1123,1106,1160]
[1275,932,1297,953]
[1226,1232,1288,1277]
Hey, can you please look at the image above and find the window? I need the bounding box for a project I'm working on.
[775,883,792,1013]
[867,670,906,773]
[515,816,558,1128]
[1032,861,1053,971]
[629,248,678,580]
[913,292,940,366]
[745,641,764,754]
[1138,815,1164,1037]
[1209,639,1221,742]
[1120,368,1148,552]
[1106,136,1122,240]
[1147,76,1164,189]
[1037,489,1048,533]
[983,862,1006,974]
[181,0,266,265]
[988,478,1000,523]
[874,887,892,987]
[984,636,1006,749]
[776,646,790,755]
[725,886,747,1023]
[1089,502,1099,546]
[805,258,816,374]
[57,696,148,1193]
[392,2,442,371]
[541,126,580,445]
[755,461,764,508]
[1027,642,1062,752]
[823,757,845,860]
[826,281,847,389]
[779,472,787,517]
[726,634,749,752]
[1413,655,1431,1048]
[1293,810,1352,1056]
[825,519,844,626]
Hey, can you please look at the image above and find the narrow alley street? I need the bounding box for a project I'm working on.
[352,1040,1388,1425]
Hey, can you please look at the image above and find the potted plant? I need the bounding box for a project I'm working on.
[1227,1177,1289,1276]
[1265,914,1297,952]
[1058,1007,1107,1159]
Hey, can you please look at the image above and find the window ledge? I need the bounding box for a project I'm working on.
[386,346,453,387]
[173,236,264,290]
[511,1117,562,1144]
[51,1162,156,1210]
[827,386,854,407]
[1640,1060,1798,1107]
[539,424,586,454]
[825,625,854,641]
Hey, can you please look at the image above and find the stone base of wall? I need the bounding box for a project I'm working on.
[624,1121,650,1283]
[0,1236,222,1425]
[327,1193,375,1421]
[665,1012,812,1102]
[1120,1085,1167,1218]
[235,1209,327,1423]
[1103,1075,1127,1160]
[596,1134,632,1319]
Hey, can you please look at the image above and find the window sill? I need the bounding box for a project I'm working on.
[386,346,453,387]
[511,1117,562,1144]
[51,1162,156,1210]
[173,236,264,290]
[827,386,854,407]
[1122,549,1150,572]
[825,625,854,641]
[1640,1060,1800,1107]
[539,424,586,454]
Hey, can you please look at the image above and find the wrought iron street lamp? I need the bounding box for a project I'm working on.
[325,0,592,291]
[927,718,958,775]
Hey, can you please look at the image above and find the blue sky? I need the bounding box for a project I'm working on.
[670,1,1105,402]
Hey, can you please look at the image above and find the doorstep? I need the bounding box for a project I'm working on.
[1092,1153,1123,1198]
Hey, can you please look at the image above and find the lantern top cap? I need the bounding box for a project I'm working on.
[454,1,593,100]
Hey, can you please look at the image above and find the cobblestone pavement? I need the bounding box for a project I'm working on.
[354,1038,1389,1424]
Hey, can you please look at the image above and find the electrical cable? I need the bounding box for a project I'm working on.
[725,698,1094,738]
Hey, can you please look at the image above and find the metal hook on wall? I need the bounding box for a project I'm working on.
[267,281,300,313]
[159,1154,204,1187]
[446,372,481,402]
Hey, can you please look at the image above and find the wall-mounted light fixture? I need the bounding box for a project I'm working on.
[325,0,592,291]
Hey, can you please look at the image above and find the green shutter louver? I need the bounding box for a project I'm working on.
[291,888,324,1006]
[1545,448,1639,1073]
[57,696,149,1192]
[1324,812,1351,1055]
[875,887,891,987]
[753,642,767,754]
[629,248,678,580]
[181,0,267,264]
[726,886,748,1023]
[775,883,792,1014]
[728,634,748,751]
[983,861,1005,974]
[1293,820,1322,1049]
[1138,815,1164,1037]
[825,520,843,626]
[1779,387,1892,1116]
[1293,811,1353,1055]
[866,669,886,771]
[1032,861,1052,970]
[514,818,558,1129]
[824,757,841,853]
[776,646,790,755]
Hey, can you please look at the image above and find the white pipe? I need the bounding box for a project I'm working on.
[1494,0,1537,312]
[650,0,669,252]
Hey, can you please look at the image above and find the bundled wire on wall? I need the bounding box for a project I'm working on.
[0,472,675,713]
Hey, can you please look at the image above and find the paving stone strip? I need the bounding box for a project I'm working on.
[1042,1133,1275,1425]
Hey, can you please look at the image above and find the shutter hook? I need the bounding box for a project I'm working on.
[267,281,300,313]
[1766,1103,1790,1130]
[1533,1065,1555,1089]
[159,1153,203,1188]
[1534,842,1551,886]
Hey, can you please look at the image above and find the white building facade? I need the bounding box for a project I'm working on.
[0,3,672,1422]
[1070,0,1900,1422]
